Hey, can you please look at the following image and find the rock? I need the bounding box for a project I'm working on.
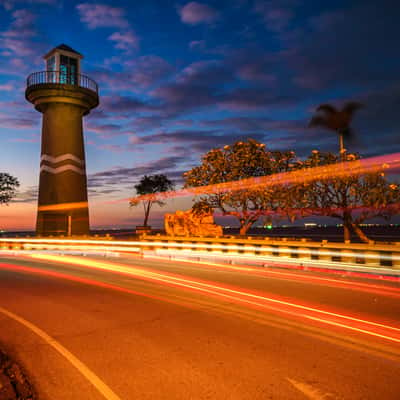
[165,209,223,237]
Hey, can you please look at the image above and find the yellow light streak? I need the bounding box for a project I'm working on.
[1,238,399,267]
[27,254,400,343]
[38,201,88,212]
[128,152,400,202]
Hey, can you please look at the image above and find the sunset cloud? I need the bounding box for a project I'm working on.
[76,3,129,29]
[108,30,139,51]
[179,2,219,25]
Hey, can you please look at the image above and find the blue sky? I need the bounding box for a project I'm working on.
[0,0,399,230]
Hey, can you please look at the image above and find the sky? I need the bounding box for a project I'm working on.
[0,0,399,230]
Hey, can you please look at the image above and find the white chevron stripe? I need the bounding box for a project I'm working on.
[40,164,85,175]
[41,154,84,165]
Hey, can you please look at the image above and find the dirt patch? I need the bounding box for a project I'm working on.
[0,349,36,400]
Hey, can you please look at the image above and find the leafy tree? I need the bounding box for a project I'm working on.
[309,102,363,158]
[0,173,19,205]
[130,174,174,227]
[292,151,400,242]
[184,139,298,235]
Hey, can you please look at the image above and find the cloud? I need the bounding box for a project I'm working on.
[178,60,233,85]
[349,84,400,155]
[149,60,234,115]
[123,55,174,87]
[200,116,307,134]
[283,1,400,90]
[0,9,40,59]
[10,133,40,142]
[91,55,173,91]
[108,30,139,52]
[179,2,219,25]
[237,62,276,84]
[88,155,188,193]
[2,0,56,10]
[86,122,123,136]
[101,95,155,114]
[76,3,129,29]
[219,87,297,111]
[0,114,38,130]
[7,9,36,29]
[0,83,14,91]
[76,3,141,53]
[97,144,126,153]
[131,129,267,154]
[189,40,206,50]
[12,186,38,203]
[253,0,295,32]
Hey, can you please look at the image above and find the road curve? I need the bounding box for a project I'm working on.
[0,252,399,399]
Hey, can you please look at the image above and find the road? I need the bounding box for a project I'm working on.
[0,252,399,399]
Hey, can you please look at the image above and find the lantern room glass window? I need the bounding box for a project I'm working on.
[60,55,78,85]
[46,56,56,83]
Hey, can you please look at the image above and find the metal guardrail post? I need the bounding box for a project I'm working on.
[318,248,332,262]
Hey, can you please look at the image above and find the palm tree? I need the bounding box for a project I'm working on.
[309,102,363,159]
[308,102,364,242]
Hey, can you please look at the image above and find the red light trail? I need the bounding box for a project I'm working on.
[140,254,400,299]
[4,254,398,345]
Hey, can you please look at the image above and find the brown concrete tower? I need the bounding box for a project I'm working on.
[25,44,99,236]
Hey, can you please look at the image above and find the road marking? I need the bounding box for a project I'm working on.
[0,306,122,400]
[287,378,335,399]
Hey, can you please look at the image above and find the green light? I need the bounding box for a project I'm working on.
[265,224,272,230]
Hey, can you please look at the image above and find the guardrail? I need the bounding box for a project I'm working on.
[26,71,98,94]
[0,236,399,271]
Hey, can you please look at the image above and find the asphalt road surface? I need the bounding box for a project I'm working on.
[0,252,399,399]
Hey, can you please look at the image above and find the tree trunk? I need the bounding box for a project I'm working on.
[143,201,151,227]
[339,131,344,160]
[344,223,351,242]
[351,222,370,243]
[239,222,252,236]
[343,210,352,242]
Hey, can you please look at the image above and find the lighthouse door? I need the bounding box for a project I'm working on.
[60,55,78,85]
[42,213,68,235]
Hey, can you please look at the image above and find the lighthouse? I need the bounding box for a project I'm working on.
[25,44,99,236]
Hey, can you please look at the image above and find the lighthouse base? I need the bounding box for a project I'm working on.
[36,208,89,236]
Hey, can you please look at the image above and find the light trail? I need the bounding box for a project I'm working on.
[127,152,400,203]
[0,262,201,311]
[2,237,400,272]
[37,201,88,212]
[140,253,400,299]
[24,254,400,344]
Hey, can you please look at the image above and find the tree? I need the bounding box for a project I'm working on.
[293,151,400,242]
[184,139,298,235]
[0,173,19,205]
[130,174,174,227]
[309,102,363,158]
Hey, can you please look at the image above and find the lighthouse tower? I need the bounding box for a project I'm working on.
[25,44,99,236]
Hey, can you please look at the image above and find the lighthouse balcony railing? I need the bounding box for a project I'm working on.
[27,71,98,94]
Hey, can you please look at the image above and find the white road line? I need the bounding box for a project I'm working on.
[287,378,335,399]
[0,306,122,400]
